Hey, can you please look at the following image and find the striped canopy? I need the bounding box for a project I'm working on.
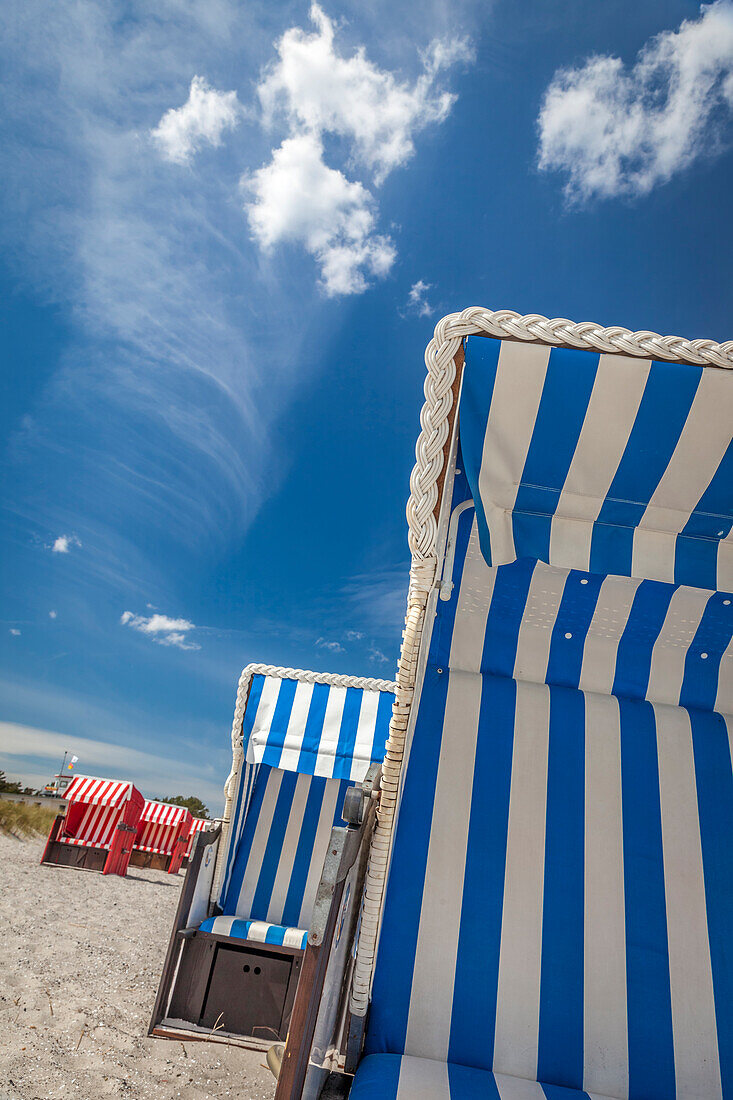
[460,336,732,591]
[243,672,394,781]
[140,799,191,826]
[64,775,139,808]
[355,336,732,1100]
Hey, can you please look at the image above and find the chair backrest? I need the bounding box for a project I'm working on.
[364,334,732,1100]
[134,800,192,856]
[221,766,352,929]
[215,667,396,926]
[61,775,144,849]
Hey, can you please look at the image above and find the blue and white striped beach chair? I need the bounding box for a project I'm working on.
[277,309,732,1100]
[150,664,395,1049]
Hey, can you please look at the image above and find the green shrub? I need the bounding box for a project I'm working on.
[0,799,58,838]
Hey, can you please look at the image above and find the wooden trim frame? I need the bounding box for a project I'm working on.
[149,824,222,1034]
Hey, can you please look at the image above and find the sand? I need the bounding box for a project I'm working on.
[0,834,276,1100]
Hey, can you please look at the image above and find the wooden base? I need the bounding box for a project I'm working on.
[129,850,172,872]
[41,840,108,872]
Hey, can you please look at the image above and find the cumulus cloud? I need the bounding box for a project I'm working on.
[9,629,21,637]
[368,645,389,664]
[51,534,81,554]
[345,629,364,641]
[246,132,395,295]
[120,610,200,650]
[151,75,242,165]
[49,610,57,619]
[538,1,733,201]
[246,4,469,294]
[405,279,434,317]
[316,636,345,653]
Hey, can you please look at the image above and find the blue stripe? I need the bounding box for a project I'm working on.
[280,775,326,928]
[679,438,733,541]
[481,557,537,678]
[512,347,600,563]
[590,361,703,577]
[366,475,473,1055]
[347,1054,402,1100]
[447,1061,501,1099]
[223,673,266,903]
[620,697,675,1099]
[461,336,501,566]
[434,504,474,669]
[295,683,330,774]
[372,690,394,764]
[679,593,733,712]
[689,708,733,1098]
[334,688,364,778]
[223,763,272,912]
[249,769,299,919]
[537,684,585,1090]
[448,673,515,1070]
[612,581,675,703]
[259,677,298,769]
[546,570,604,690]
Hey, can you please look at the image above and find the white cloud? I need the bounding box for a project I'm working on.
[246,4,470,294]
[316,635,345,653]
[120,610,200,650]
[246,132,395,295]
[258,4,471,184]
[538,1,733,201]
[49,610,57,619]
[0,721,225,812]
[368,644,389,664]
[9,629,21,637]
[405,279,434,317]
[51,534,81,554]
[151,75,242,165]
[345,629,364,641]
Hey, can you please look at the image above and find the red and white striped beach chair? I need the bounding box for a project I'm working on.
[130,800,193,874]
[40,774,144,876]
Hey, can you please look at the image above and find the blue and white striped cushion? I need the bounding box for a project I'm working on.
[218,766,351,932]
[366,478,732,1098]
[350,1055,609,1100]
[460,336,732,592]
[199,915,307,950]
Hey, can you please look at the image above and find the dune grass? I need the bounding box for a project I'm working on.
[0,799,57,838]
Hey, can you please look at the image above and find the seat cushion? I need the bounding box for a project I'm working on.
[349,1054,620,1099]
[200,915,307,950]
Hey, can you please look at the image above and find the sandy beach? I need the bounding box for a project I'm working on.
[0,834,275,1100]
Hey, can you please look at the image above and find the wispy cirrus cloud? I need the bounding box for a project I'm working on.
[151,75,242,164]
[538,1,733,201]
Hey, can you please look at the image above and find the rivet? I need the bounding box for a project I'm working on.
[436,668,443,674]
[700,652,709,660]
[564,632,572,640]
[580,578,588,585]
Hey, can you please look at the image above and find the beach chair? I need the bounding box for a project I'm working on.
[150,663,395,1053]
[40,774,144,876]
[129,800,193,874]
[277,308,733,1100]
[181,816,215,869]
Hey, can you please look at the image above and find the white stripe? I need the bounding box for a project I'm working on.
[233,769,283,917]
[646,586,712,708]
[282,926,306,949]
[404,671,483,1061]
[396,1056,450,1100]
[583,691,628,1098]
[297,779,341,931]
[549,354,652,571]
[212,915,236,936]
[717,634,733,717]
[350,689,381,781]
[246,676,286,764]
[267,773,312,924]
[246,920,272,942]
[492,679,550,1081]
[631,526,677,585]
[277,681,315,772]
[719,542,733,592]
[656,703,722,1100]
[451,517,496,673]
[578,575,641,698]
[638,370,732,538]
[494,1073,547,1099]
[314,687,347,777]
[513,561,568,685]
[477,341,550,565]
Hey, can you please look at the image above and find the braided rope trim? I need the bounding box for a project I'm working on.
[210,663,397,905]
[407,306,733,564]
[350,304,733,1020]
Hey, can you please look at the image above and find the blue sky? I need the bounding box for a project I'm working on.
[2,0,732,811]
